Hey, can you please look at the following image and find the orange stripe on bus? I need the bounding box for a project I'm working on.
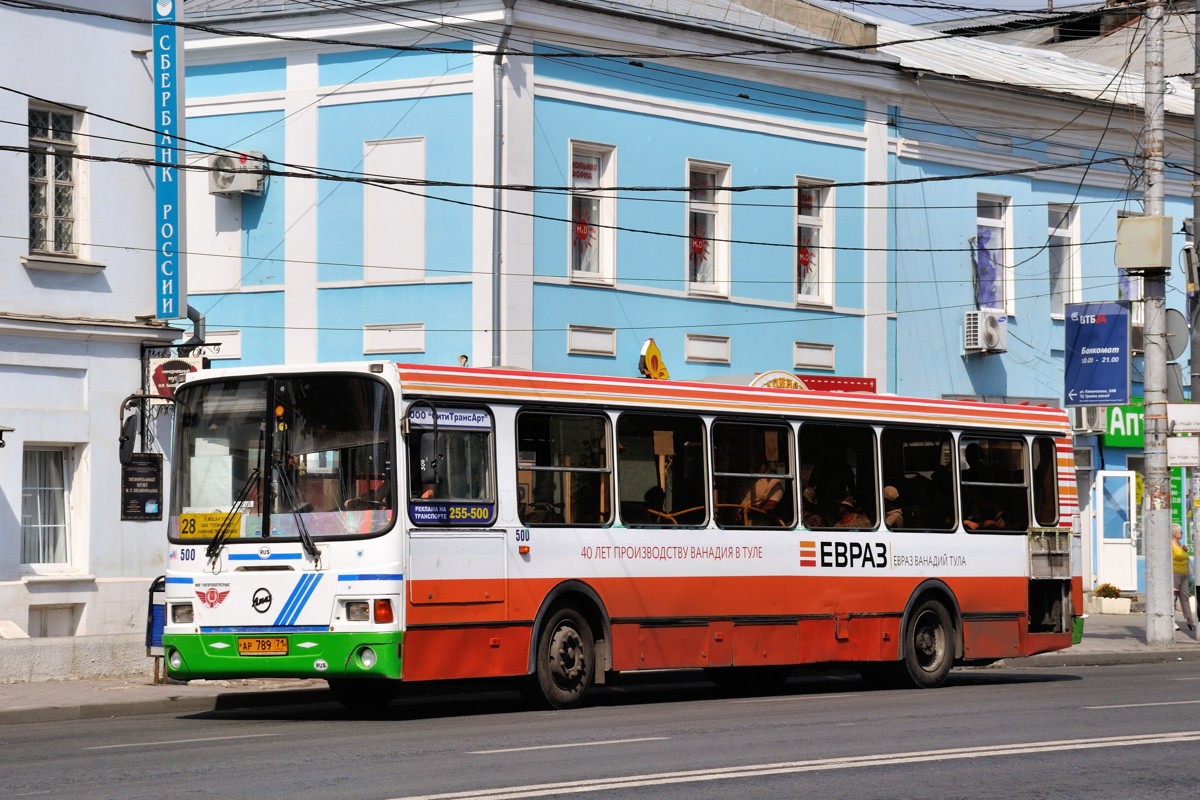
[400,574,1069,680]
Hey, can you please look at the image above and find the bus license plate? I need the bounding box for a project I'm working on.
[237,636,288,656]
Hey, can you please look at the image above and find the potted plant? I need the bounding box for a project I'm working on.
[1092,583,1131,614]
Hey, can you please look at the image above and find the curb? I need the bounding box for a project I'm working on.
[997,647,1200,669]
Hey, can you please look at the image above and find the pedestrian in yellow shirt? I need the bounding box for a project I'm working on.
[1171,523,1196,632]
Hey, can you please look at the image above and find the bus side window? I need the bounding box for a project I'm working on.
[799,422,877,530]
[617,413,706,527]
[880,427,956,532]
[712,420,795,529]
[515,411,611,526]
[960,437,1029,533]
[1032,437,1060,527]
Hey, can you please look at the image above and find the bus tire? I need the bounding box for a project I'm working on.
[327,678,400,711]
[534,607,594,709]
[901,599,954,689]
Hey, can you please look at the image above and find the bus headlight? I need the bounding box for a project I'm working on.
[346,601,370,622]
[171,603,194,624]
[168,649,182,670]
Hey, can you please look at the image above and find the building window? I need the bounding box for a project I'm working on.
[686,161,729,295]
[1048,204,1079,318]
[569,143,615,283]
[29,108,77,256]
[21,449,70,565]
[974,195,1012,314]
[796,181,833,303]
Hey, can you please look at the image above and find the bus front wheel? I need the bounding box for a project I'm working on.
[902,599,954,688]
[534,607,594,709]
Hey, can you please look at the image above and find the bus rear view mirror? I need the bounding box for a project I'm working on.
[420,432,444,485]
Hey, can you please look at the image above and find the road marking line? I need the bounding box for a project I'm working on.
[732,693,863,704]
[84,733,280,750]
[1085,699,1200,709]
[392,731,1200,800]
[471,737,667,755]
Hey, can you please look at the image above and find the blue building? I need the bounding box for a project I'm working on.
[181,0,901,383]
[180,0,1196,593]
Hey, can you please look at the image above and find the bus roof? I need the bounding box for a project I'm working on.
[393,363,1070,434]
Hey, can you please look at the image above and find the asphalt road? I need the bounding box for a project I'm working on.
[5,663,1199,800]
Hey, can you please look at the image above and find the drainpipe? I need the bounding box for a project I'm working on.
[177,304,206,356]
[492,0,515,367]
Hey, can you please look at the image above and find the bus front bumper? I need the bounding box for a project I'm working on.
[163,630,404,681]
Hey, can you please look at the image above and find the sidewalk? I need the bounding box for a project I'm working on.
[1,612,1197,725]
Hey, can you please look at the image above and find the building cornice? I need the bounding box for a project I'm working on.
[0,313,182,345]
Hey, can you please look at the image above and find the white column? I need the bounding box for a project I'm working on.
[284,53,320,364]
[863,98,890,388]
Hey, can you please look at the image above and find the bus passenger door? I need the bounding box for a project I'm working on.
[1093,470,1137,592]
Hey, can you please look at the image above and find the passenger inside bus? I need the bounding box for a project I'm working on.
[801,486,823,528]
[883,485,903,528]
[833,495,871,528]
[964,497,1007,530]
[523,476,564,523]
[741,462,784,514]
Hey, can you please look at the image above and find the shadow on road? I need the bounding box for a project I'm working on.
[186,665,1080,724]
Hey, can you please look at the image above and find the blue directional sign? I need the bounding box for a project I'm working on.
[1064,301,1131,407]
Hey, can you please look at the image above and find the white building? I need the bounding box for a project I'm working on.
[0,0,180,679]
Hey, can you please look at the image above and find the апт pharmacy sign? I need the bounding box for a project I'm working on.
[1103,400,1144,448]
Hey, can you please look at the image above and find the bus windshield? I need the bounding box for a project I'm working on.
[170,374,395,543]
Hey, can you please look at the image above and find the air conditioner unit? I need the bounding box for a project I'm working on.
[1069,406,1106,434]
[964,309,1008,354]
[207,151,265,196]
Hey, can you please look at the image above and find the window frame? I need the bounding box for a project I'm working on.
[975,194,1013,316]
[515,409,613,527]
[685,160,730,297]
[28,105,80,258]
[798,422,879,531]
[711,419,796,529]
[568,141,616,285]
[958,435,1030,534]
[796,179,834,305]
[1047,204,1080,319]
[1031,436,1061,527]
[616,411,709,528]
[21,446,73,569]
[879,426,956,533]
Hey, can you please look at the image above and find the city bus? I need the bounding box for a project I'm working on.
[162,361,1081,710]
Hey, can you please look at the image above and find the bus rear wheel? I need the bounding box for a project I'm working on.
[901,599,954,688]
[327,678,401,711]
[534,607,594,709]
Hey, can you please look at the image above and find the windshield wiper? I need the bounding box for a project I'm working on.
[205,468,261,564]
[274,462,321,562]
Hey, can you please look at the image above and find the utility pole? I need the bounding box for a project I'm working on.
[1192,0,1200,401]
[1191,0,1200,612]
[1142,0,1174,647]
